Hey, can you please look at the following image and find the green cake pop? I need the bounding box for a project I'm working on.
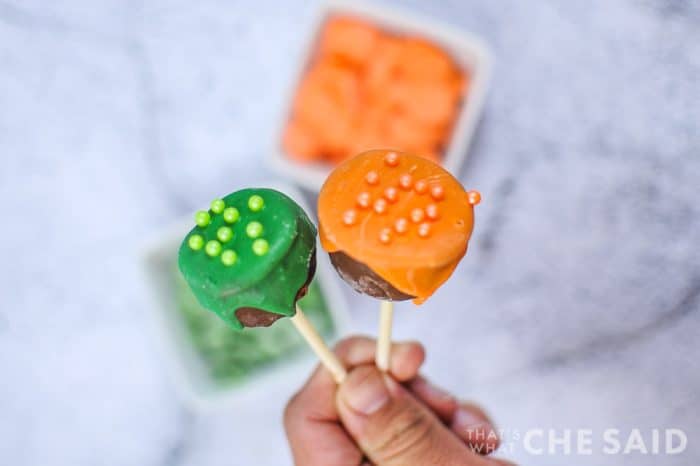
[178,188,317,330]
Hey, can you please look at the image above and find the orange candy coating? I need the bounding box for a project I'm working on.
[318,149,480,304]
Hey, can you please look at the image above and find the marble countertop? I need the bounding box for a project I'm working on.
[1,0,698,465]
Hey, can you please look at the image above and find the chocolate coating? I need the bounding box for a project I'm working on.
[329,251,414,301]
[234,252,317,327]
[235,307,284,327]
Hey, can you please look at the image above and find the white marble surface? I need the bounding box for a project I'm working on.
[1,0,699,465]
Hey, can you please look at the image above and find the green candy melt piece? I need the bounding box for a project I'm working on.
[178,188,317,330]
[246,221,263,238]
[217,226,233,243]
[248,195,264,212]
[205,240,222,257]
[221,249,237,266]
[252,238,269,256]
[188,234,204,250]
[211,199,226,214]
[195,210,211,227]
[223,207,240,223]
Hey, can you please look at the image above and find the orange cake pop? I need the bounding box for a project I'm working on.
[318,149,481,304]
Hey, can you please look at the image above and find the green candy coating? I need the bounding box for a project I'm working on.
[248,195,264,212]
[178,188,317,330]
[205,240,222,257]
[195,211,211,227]
[217,226,233,243]
[221,249,237,266]
[246,221,263,238]
[188,234,204,250]
[211,199,225,214]
[252,238,270,256]
[223,207,240,224]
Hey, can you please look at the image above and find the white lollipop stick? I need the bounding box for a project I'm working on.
[375,300,394,371]
[291,305,347,383]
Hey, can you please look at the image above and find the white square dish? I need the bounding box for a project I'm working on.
[141,183,352,411]
[268,0,492,191]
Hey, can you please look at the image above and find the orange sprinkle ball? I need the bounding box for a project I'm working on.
[282,16,469,165]
[318,149,481,304]
[384,187,398,202]
[357,192,371,208]
[365,170,380,185]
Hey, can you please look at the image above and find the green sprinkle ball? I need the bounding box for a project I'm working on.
[248,195,265,212]
[223,207,240,224]
[210,199,225,214]
[252,238,270,256]
[221,249,237,266]
[217,226,233,243]
[246,221,263,238]
[187,234,204,250]
[194,210,211,227]
[205,240,222,257]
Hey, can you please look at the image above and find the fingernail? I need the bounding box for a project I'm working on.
[453,407,486,431]
[341,366,390,415]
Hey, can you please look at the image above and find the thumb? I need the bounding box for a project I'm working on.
[336,366,483,466]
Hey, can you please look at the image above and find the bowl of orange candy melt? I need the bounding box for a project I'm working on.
[270,1,491,191]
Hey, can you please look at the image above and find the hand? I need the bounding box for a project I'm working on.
[284,336,515,465]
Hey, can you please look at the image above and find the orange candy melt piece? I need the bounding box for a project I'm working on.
[320,17,381,66]
[283,120,322,162]
[396,38,455,81]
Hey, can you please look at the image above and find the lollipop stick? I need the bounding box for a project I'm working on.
[375,300,394,371]
[291,305,347,383]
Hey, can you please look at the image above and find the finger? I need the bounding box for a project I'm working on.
[283,337,364,465]
[389,342,425,381]
[452,402,501,455]
[408,375,459,422]
[336,365,496,466]
[409,377,500,454]
[335,336,425,381]
[284,369,362,465]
